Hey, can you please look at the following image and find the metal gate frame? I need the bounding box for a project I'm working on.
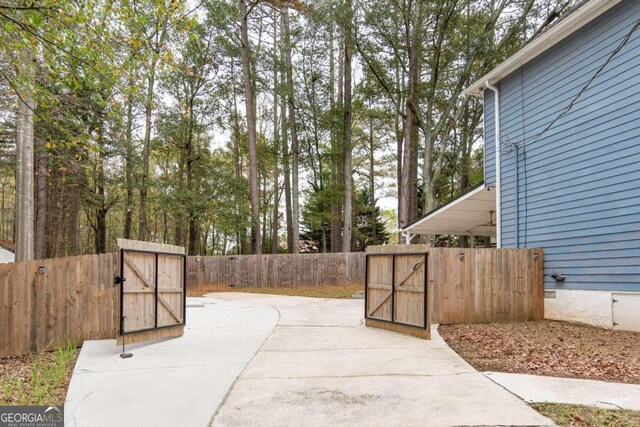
[364,252,429,330]
[118,248,187,337]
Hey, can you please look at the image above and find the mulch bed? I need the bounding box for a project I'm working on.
[439,320,640,384]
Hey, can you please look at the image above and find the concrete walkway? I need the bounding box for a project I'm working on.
[486,372,640,411]
[64,298,279,427]
[209,293,553,427]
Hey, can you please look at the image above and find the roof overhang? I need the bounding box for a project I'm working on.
[401,184,496,237]
[465,0,622,97]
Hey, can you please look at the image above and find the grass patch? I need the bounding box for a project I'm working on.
[0,341,79,406]
[532,403,640,427]
[193,284,363,299]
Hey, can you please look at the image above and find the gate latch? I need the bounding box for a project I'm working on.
[114,275,126,285]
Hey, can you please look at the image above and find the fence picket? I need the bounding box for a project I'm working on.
[0,253,118,358]
[187,253,366,290]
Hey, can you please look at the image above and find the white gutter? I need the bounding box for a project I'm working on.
[485,80,501,248]
[465,0,622,97]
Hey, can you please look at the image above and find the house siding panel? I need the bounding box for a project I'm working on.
[484,0,640,292]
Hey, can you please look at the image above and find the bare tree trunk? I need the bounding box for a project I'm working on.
[239,0,262,255]
[422,47,441,218]
[306,67,326,252]
[399,92,418,232]
[138,61,155,241]
[398,7,422,237]
[271,12,280,254]
[368,115,376,243]
[281,113,293,252]
[230,60,248,254]
[15,72,35,261]
[328,18,342,252]
[34,134,47,259]
[341,0,353,253]
[174,216,183,246]
[271,183,280,253]
[174,156,184,247]
[1,181,6,240]
[124,75,134,239]
[263,175,269,252]
[283,7,299,254]
[281,99,293,253]
[34,59,48,260]
[94,122,107,253]
[279,12,293,254]
[394,63,404,235]
[138,13,169,242]
[186,99,197,255]
[334,40,345,252]
[67,164,84,256]
[50,170,65,257]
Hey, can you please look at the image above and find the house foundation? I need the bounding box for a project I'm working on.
[544,289,640,332]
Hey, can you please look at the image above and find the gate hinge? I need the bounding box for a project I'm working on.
[613,321,619,326]
[612,298,618,303]
[114,275,126,285]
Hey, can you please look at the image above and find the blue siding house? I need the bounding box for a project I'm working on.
[401,0,640,331]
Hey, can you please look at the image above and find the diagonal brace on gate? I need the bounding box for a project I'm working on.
[368,258,425,317]
[124,257,182,323]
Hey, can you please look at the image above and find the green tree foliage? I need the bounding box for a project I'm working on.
[0,0,576,255]
[352,187,389,251]
[301,186,389,251]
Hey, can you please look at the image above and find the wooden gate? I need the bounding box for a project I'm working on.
[365,252,430,339]
[117,239,186,345]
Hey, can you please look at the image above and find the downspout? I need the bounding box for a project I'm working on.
[485,80,501,248]
[404,231,414,245]
[514,143,519,248]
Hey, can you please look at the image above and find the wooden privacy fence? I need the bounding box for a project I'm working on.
[430,247,544,324]
[1,246,543,357]
[187,253,365,291]
[0,253,118,359]
[1,251,364,358]
[366,245,544,326]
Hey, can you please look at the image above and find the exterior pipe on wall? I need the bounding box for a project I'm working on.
[485,80,501,248]
[514,143,519,248]
[404,232,414,245]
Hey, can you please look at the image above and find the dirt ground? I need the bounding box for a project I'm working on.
[188,284,363,299]
[439,320,640,384]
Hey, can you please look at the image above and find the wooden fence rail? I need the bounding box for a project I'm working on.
[187,253,366,292]
[0,253,118,359]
